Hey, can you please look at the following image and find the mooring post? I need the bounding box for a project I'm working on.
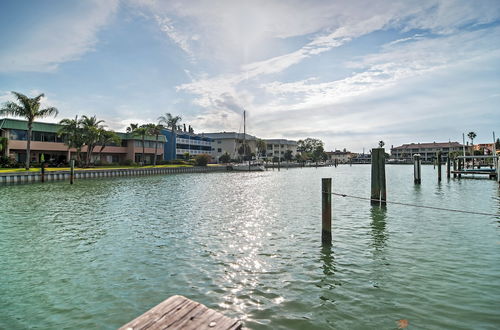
[497,157,500,184]
[371,148,387,205]
[437,151,442,182]
[70,160,75,184]
[413,154,421,184]
[453,157,457,178]
[446,153,451,179]
[321,178,332,245]
[41,162,45,183]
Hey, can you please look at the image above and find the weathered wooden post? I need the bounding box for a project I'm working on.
[437,151,442,182]
[453,156,457,178]
[446,153,451,179]
[322,178,332,245]
[413,154,421,184]
[371,148,386,205]
[497,157,500,184]
[70,160,75,184]
[41,162,45,183]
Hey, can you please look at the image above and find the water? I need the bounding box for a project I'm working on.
[1,165,499,329]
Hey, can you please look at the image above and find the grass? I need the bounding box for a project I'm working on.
[0,164,199,173]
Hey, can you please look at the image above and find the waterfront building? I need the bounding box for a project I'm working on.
[325,149,355,163]
[0,118,164,164]
[391,142,465,162]
[161,128,214,161]
[204,132,257,162]
[263,139,298,160]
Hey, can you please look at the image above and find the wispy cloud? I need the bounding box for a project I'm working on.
[0,0,118,72]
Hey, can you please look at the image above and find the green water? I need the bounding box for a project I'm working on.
[1,165,499,329]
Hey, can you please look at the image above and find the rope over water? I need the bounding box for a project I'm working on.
[325,192,499,217]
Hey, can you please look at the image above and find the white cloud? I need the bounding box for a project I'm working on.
[0,0,118,72]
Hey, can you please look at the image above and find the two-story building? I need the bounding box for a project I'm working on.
[263,139,298,160]
[204,132,257,162]
[325,149,355,164]
[391,142,465,162]
[0,118,164,165]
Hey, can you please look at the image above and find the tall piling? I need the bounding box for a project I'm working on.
[413,154,421,184]
[70,160,75,184]
[453,156,457,178]
[497,157,500,184]
[371,148,386,205]
[437,151,442,182]
[446,154,451,179]
[41,162,45,183]
[322,178,332,245]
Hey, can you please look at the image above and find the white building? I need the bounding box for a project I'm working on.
[204,132,257,162]
[391,142,465,162]
[263,139,298,160]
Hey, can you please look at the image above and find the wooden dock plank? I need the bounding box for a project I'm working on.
[119,295,242,330]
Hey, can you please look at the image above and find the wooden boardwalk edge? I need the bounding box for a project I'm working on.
[119,295,242,330]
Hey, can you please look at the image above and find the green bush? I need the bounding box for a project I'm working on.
[194,154,210,166]
[121,159,134,166]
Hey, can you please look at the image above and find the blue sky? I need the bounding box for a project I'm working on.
[1,0,499,152]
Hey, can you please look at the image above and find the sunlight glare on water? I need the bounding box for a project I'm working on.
[0,165,499,329]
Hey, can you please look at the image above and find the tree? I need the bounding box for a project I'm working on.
[378,140,385,148]
[127,123,149,165]
[467,132,477,146]
[58,116,85,165]
[158,113,182,160]
[148,123,164,165]
[219,152,231,163]
[256,139,267,158]
[0,92,58,169]
[97,129,121,163]
[81,115,105,166]
[284,150,293,162]
[297,138,324,153]
[194,154,210,166]
[312,145,326,163]
[0,137,7,156]
[237,143,251,161]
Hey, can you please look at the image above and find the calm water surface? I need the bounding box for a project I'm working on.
[1,165,499,329]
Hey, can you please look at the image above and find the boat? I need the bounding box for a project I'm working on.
[231,110,265,171]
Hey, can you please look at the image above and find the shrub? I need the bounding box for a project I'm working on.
[194,154,210,166]
[121,159,134,166]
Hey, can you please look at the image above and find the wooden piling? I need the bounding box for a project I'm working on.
[371,148,386,205]
[322,178,332,245]
[453,157,457,178]
[446,154,451,179]
[437,151,442,182]
[70,160,75,184]
[41,162,45,183]
[497,157,500,184]
[413,154,421,184]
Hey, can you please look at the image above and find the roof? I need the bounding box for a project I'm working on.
[392,142,464,150]
[264,139,297,145]
[0,118,165,142]
[204,132,257,140]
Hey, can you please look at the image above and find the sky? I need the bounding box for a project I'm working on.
[0,0,499,152]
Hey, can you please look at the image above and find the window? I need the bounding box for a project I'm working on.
[217,140,221,144]
[9,129,27,140]
[218,148,222,152]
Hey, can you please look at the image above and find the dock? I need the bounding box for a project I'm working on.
[119,295,242,330]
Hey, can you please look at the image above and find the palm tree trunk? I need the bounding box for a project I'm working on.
[26,122,32,170]
[142,136,146,165]
[153,134,159,166]
[171,129,175,160]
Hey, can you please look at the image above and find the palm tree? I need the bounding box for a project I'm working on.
[158,113,182,160]
[127,123,149,165]
[146,123,164,165]
[256,139,267,159]
[97,129,121,163]
[378,140,385,148]
[0,91,58,169]
[0,137,7,156]
[58,116,85,165]
[467,132,477,146]
[80,115,105,166]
